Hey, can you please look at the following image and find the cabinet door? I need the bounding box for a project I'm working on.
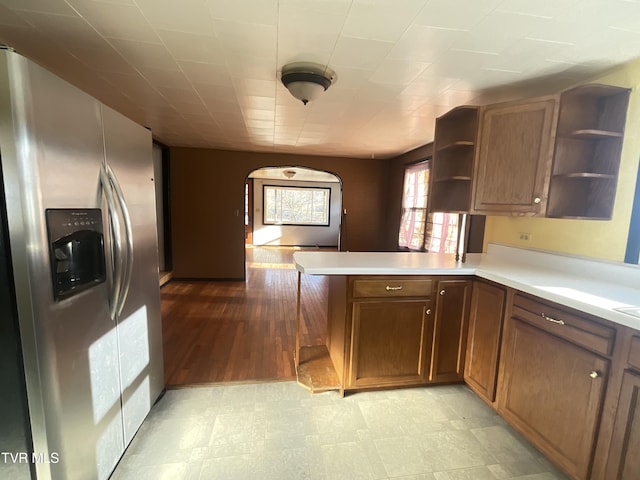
[464,281,505,404]
[473,98,557,214]
[498,319,609,480]
[605,370,640,479]
[349,299,431,388]
[430,280,471,383]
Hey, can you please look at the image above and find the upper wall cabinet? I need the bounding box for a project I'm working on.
[547,84,631,219]
[430,84,631,220]
[473,97,558,215]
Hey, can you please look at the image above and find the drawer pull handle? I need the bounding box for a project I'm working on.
[385,285,403,291]
[541,313,565,325]
[439,289,446,296]
[590,370,600,379]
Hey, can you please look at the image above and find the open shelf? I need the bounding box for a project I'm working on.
[548,84,630,219]
[432,106,479,213]
[547,175,617,220]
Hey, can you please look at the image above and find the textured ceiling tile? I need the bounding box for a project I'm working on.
[138,65,191,89]
[413,0,502,30]
[387,25,466,63]
[341,0,425,42]
[109,38,177,70]
[70,1,160,42]
[206,0,277,25]
[329,36,394,70]
[4,0,77,15]
[156,30,225,63]
[0,4,32,27]
[178,60,234,86]
[135,0,215,35]
[370,59,430,85]
[212,20,277,57]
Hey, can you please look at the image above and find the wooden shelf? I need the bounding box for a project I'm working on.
[567,129,623,139]
[436,140,475,152]
[553,173,616,179]
[434,176,472,182]
[551,216,611,220]
[296,345,340,394]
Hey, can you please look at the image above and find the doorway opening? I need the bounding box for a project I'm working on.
[245,166,342,249]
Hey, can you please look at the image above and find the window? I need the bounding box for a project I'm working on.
[398,159,460,253]
[625,161,640,264]
[398,161,430,250]
[263,185,330,226]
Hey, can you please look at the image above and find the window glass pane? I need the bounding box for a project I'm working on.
[263,185,330,225]
[399,160,430,249]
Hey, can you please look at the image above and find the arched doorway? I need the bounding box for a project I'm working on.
[245,166,343,250]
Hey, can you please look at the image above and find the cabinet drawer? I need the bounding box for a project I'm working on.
[512,294,615,356]
[352,278,433,299]
[628,336,640,371]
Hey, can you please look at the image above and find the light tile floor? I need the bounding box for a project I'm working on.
[111,382,569,480]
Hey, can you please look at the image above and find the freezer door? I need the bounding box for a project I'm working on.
[101,105,164,445]
[2,52,125,479]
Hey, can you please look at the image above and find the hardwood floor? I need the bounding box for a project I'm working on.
[161,246,331,387]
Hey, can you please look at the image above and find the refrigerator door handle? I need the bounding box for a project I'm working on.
[100,165,123,321]
[106,164,134,317]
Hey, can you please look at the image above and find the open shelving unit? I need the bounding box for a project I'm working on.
[547,84,631,219]
[430,106,479,212]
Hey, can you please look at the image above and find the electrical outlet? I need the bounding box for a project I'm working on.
[519,232,531,241]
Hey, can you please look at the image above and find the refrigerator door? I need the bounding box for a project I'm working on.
[101,105,164,445]
[0,160,32,480]
[3,52,125,479]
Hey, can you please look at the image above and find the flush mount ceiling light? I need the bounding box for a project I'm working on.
[281,62,335,105]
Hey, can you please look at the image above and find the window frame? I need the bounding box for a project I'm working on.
[262,184,331,227]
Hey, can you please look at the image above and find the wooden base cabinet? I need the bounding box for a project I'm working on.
[349,299,431,388]
[604,335,640,479]
[326,276,472,393]
[497,294,614,480]
[463,281,506,405]
[430,280,472,383]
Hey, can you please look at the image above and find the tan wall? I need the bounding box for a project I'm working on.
[170,147,389,279]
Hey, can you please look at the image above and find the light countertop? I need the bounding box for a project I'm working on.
[293,244,640,331]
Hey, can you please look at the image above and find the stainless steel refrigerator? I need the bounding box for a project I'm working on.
[0,49,164,479]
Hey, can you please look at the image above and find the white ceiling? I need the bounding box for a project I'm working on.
[1,0,640,159]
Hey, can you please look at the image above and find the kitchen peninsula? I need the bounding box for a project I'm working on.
[293,244,640,480]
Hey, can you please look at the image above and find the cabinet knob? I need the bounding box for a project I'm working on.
[439,289,445,296]
[590,370,600,379]
[425,308,432,315]
[533,197,541,204]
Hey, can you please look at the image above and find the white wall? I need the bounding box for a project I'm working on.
[252,178,341,246]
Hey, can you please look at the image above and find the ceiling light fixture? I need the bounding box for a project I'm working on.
[281,62,335,105]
